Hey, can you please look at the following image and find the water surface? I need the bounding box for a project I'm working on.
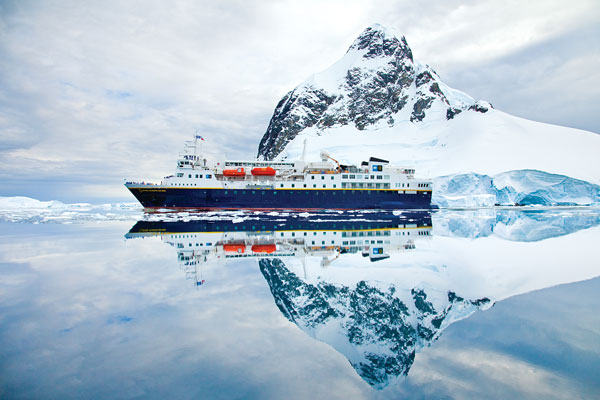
[0,209,599,399]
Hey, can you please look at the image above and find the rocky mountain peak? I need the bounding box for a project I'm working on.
[257,24,491,160]
[346,24,413,62]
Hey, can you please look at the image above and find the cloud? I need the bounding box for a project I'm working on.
[0,0,598,202]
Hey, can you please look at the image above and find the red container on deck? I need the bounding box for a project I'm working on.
[251,244,276,253]
[251,167,276,176]
[223,244,246,253]
[223,168,245,177]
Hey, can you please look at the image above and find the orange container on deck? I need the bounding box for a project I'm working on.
[251,167,276,176]
[223,243,246,253]
[223,168,245,177]
[251,244,276,253]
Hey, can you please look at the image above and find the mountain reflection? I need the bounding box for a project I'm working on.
[125,208,600,389]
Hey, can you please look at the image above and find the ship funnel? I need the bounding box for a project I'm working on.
[301,139,308,161]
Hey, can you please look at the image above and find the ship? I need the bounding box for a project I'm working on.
[125,210,433,285]
[125,136,435,210]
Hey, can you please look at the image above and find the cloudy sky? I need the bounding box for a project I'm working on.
[1,0,599,202]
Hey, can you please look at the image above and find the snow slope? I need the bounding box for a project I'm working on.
[277,110,600,185]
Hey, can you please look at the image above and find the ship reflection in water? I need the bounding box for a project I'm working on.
[125,209,600,390]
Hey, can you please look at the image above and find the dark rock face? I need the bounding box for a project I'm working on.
[258,88,337,161]
[257,25,488,160]
[259,258,491,388]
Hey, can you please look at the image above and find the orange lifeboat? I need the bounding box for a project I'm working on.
[223,168,245,177]
[223,243,246,253]
[251,167,276,176]
[251,244,276,253]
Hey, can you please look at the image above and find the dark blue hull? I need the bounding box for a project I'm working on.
[126,210,433,237]
[126,187,435,210]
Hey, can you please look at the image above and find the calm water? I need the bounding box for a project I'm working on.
[1,209,599,399]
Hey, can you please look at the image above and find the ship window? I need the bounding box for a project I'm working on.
[224,190,228,194]
[261,191,265,195]
[321,176,324,180]
[177,173,183,177]
[291,184,295,188]
[333,184,336,188]
[384,183,390,189]
[370,175,374,179]
[377,175,382,180]
[331,176,334,180]
[252,191,256,194]
[292,232,295,237]
[311,176,315,180]
[273,191,277,195]
[384,175,390,179]
[349,175,355,179]
[358,183,364,188]
[303,184,307,188]
[376,183,381,188]
[195,174,199,178]
[314,232,317,236]
[406,183,410,188]
[206,174,211,178]
[342,175,348,179]
[188,174,192,178]
[234,191,237,194]
[280,184,284,188]
[357,174,362,179]
[323,184,326,188]
[313,184,316,188]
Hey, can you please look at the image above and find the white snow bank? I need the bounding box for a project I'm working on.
[0,196,142,223]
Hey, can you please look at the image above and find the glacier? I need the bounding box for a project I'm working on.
[433,169,600,207]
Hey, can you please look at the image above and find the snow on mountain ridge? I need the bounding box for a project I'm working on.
[257,24,484,161]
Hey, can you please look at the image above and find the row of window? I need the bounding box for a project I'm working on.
[342,239,390,245]
[342,230,391,237]
[341,182,390,189]
[281,183,338,188]
[342,174,389,180]
[224,190,394,195]
[281,231,338,237]
[176,173,212,179]
[176,241,213,247]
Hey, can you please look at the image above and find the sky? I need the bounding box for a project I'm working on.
[0,0,599,203]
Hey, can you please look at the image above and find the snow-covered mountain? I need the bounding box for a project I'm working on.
[260,258,491,389]
[257,24,600,206]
